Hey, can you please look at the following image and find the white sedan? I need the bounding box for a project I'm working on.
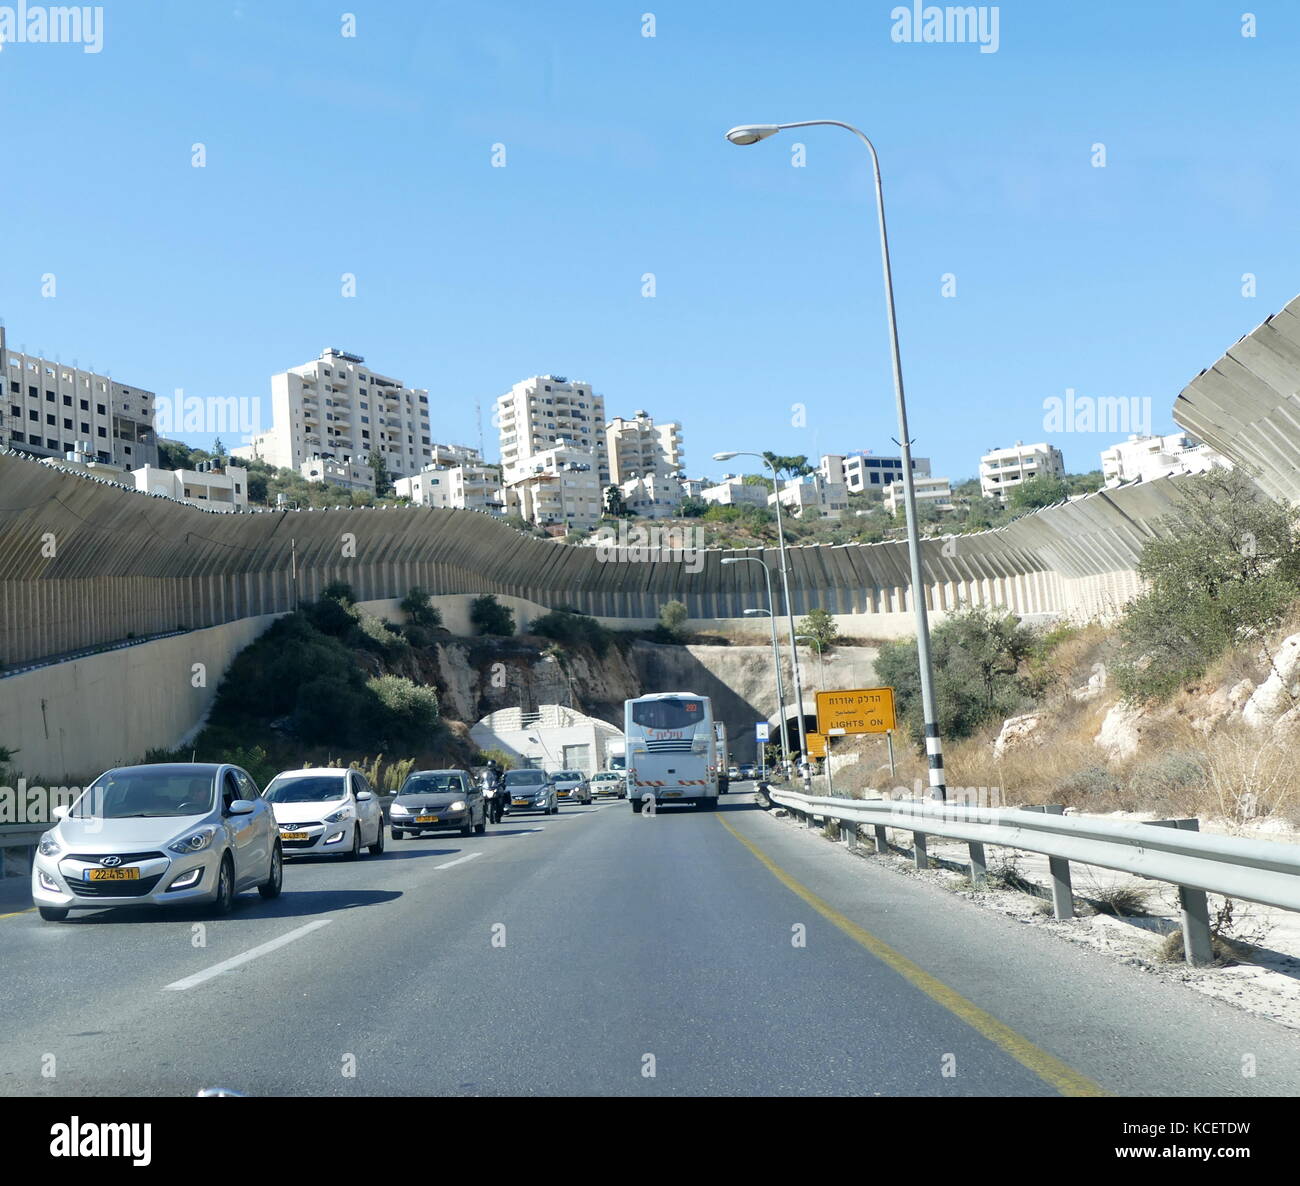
[262,768,385,859]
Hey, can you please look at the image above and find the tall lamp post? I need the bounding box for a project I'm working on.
[723,119,946,801]
[724,554,790,770]
[714,450,808,774]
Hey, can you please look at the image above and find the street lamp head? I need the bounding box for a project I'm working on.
[744,608,771,617]
[725,124,781,146]
[720,558,738,566]
[712,451,738,462]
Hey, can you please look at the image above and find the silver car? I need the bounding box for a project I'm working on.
[550,770,592,806]
[31,763,283,921]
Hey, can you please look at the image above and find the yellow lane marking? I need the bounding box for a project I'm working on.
[0,907,35,921]
[717,814,1107,1098]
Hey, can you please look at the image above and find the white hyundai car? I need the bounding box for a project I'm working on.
[262,768,385,859]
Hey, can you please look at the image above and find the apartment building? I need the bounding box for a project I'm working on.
[819,451,931,493]
[234,348,431,490]
[1,327,158,469]
[510,444,604,530]
[497,375,608,485]
[883,474,955,515]
[395,446,506,514]
[132,459,248,512]
[606,410,683,485]
[770,474,850,519]
[619,471,684,520]
[979,441,1065,502]
[701,474,769,508]
[1100,433,1229,486]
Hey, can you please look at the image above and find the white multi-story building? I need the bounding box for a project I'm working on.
[1100,432,1229,486]
[234,348,431,490]
[297,455,372,490]
[510,444,604,530]
[701,474,769,508]
[979,441,1065,502]
[1,327,158,469]
[497,375,608,485]
[619,472,683,520]
[770,474,850,519]
[606,410,683,486]
[820,452,931,493]
[883,475,954,515]
[132,459,248,512]
[396,447,506,514]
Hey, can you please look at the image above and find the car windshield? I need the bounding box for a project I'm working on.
[556,771,582,780]
[72,769,216,819]
[399,774,464,795]
[504,770,545,786]
[263,775,349,803]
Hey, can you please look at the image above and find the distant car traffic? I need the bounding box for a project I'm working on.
[263,768,386,859]
[503,768,557,814]
[590,771,626,799]
[550,770,592,805]
[739,764,758,781]
[32,763,282,921]
[391,769,487,838]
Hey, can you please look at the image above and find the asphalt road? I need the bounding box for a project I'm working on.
[3,786,1300,1096]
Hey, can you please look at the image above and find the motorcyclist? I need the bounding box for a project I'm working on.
[482,759,506,824]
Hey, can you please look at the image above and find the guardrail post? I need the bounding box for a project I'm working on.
[1023,805,1073,918]
[913,832,928,870]
[967,841,987,886]
[873,824,889,854]
[1150,819,1215,967]
[844,819,858,851]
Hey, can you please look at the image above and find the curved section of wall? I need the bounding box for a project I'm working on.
[0,452,1190,667]
[1174,293,1300,503]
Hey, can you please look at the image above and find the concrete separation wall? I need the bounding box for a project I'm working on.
[0,451,1193,669]
[0,614,280,782]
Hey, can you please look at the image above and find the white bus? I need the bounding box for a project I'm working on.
[624,692,720,813]
[715,720,730,795]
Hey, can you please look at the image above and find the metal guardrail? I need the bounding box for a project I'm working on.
[766,787,1300,967]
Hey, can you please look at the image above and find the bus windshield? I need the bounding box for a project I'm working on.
[630,698,705,731]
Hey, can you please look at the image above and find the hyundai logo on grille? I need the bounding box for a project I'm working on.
[100,855,122,867]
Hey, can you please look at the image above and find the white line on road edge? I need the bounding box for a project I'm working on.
[164,920,333,991]
[434,852,484,870]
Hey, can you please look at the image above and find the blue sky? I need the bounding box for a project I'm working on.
[2,0,1298,482]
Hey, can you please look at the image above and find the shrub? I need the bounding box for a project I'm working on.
[798,607,839,652]
[529,608,613,657]
[658,600,688,639]
[471,594,515,636]
[1056,764,1116,798]
[349,613,410,655]
[366,675,441,747]
[301,593,359,637]
[1115,467,1300,702]
[321,580,356,603]
[400,586,442,629]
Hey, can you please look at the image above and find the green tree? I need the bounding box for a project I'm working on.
[1115,467,1300,701]
[798,607,839,652]
[1007,474,1069,511]
[400,586,442,628]
[470,594,515,636]
[658,600,689,639]
[604,484,630,517]
[761,453,813,480]
[874,606,1035,746]
[368,450,392,497]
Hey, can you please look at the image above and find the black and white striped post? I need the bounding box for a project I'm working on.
[725,119,946,801]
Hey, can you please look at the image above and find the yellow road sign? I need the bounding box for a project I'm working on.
[815,688,896,735]
[805,732,827,758]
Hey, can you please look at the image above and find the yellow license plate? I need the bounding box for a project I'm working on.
[87,867,140,881]
[663,791,682,797]
[280,831,309,841]
[512,799,529,805]
[416,815,439,823]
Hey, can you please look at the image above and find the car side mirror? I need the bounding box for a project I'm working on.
[52,805,69,822]
[355,790,374,802]
[228,799,255,815]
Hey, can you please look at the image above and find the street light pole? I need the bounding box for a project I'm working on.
[714,451,808,775]
[724,119,947,801]
[727,556,790,770]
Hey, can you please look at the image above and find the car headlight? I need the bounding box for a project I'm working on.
[391,803,410,816]
[450,800,467,812]
[38,832,62,857]
[169,826,217,855]
[324,807,353,823]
